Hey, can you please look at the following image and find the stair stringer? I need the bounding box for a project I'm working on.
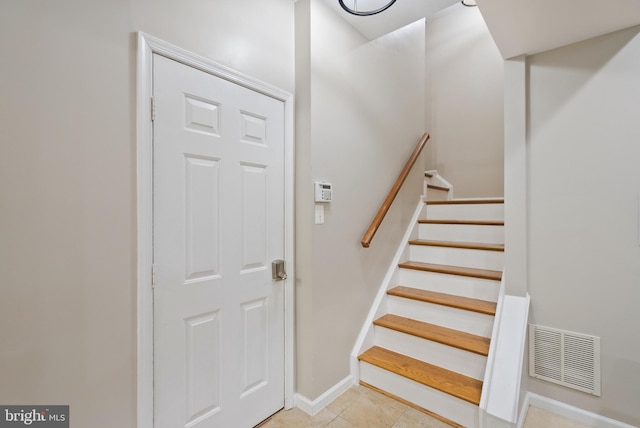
[350,197,427,383]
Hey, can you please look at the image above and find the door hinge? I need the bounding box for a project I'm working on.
[151,97,156,122]
[152,264,157,288]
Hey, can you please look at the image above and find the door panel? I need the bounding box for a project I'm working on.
[185,311,221,421]
[153,54,285,428]
[185,156,220,282]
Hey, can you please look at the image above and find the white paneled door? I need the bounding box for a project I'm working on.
[152,54,285,428]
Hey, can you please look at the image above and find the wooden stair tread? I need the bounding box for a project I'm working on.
[388,286,496,315]
[409,239,504,252]
[427,198,504,205]
[427,183,450,192]
[374,314,490,356]
[359,346,483,405]
[419,219,504,226]
[398,260,502,281]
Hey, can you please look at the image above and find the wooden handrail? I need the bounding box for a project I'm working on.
[361,132,430,248]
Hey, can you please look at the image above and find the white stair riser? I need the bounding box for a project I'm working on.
[374,326,487,380]
[359,362,478,428]
[388,296,494,338]
[398,269,500,302]
[418,223,504,244]
[427,204,504,221]
[410,245,504,271]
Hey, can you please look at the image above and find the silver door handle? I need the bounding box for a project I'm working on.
[272,260,287,281]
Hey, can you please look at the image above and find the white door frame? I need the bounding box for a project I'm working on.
[136,32,295,428]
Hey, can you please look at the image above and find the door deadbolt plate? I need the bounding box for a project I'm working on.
[272,260,287,281]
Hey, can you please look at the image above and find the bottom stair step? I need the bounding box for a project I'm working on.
[359,381,464,428]
[358,346,482,405]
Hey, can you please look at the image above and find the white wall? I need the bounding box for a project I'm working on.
[295,0,427,400]
[526,26,640,426]
[0,1,294,427]
[131,0,294,93]
[425,4,504,198]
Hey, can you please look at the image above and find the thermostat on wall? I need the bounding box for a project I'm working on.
[314,182,333,202]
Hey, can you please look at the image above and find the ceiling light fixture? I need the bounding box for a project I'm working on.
[338,0,397,16]
[461,0,477,6]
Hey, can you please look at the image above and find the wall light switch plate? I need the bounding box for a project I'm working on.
[315,204,325,225]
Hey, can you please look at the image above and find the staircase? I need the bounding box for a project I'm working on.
[356,173,504,427]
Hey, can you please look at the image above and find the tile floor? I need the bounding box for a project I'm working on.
[258,385,592,428]
[259,385,451,428]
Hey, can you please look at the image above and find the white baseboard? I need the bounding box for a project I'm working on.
[294,375,355,416]
[517,392,637,428]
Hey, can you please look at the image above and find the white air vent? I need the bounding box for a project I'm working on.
[529,324,601,396]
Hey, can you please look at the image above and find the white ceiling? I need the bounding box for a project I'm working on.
[320,0,640,58]
[477,0,640,58]
[319,0,459,40]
